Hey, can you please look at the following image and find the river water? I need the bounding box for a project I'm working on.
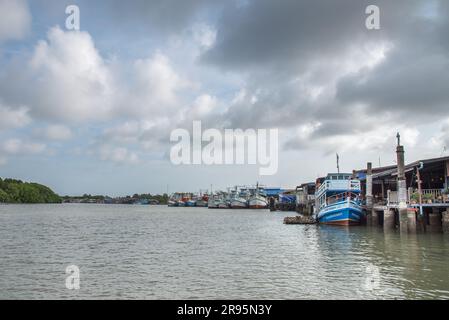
[0,204,448,299]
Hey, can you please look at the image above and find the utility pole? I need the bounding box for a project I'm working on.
[416,162,423,217]
[336,153,340,174]
[396,132,415,233]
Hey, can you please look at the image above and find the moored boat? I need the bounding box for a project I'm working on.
[168,199,177,207]
[208,194,221,209]
[315,173,363,225]
[176,200,186,207]
[195,199,207,207]
[218,200,229,209]
[229,187,250,209]
[195,194,209,207]
[248,183,268,209]
[230,197,248,209]
[248,194,268,209]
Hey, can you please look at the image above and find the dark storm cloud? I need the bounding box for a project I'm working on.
[336,3,449,115]
[198,0,449,150]
[336,51,449,114]
[202,0,417,71]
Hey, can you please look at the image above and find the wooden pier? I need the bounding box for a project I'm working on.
[284,134,449,233]
[358,135,449,233]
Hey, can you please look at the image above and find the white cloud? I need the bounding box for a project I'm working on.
[322,126,420,154]
[98,119,173,155]
[27,26,115,122]
[1,138,46,155]
[0,0,31,42]
[125,53,190,117]
[2,26,194,130]
[0,104,31,130]
[430,118,449,149]
[43,124,73,141]
[102,121,141,144]
[192,23,216,49]
[189,94,217,118]
[97,145,140,165]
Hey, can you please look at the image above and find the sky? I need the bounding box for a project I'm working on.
[0,0,448,196]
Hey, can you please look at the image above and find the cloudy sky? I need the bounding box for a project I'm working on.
[0,0,448,196]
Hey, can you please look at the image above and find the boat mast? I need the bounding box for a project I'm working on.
[336,153,340,174]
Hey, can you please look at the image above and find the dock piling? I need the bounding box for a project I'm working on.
[428,208,442,232]
[366,162,373,226]
[383,209,395,230]
[371,210,377,226]
[366,162,373,209]
[407,209,417,233]
[442,211,449,234]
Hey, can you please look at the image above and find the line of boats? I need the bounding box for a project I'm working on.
[168,185,269,209]
[168,172,364,225]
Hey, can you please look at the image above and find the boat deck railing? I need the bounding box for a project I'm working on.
[316,179,361,198]
[326,192,360,206]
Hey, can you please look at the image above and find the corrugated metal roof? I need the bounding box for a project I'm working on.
[365,156,449,180]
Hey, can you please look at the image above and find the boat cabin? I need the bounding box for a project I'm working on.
[315,173,361,213]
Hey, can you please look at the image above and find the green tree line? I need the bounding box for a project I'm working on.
[133,193,169,204]
[0,178,61,204]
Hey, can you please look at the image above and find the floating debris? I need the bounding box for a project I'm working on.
[283,215,317,225]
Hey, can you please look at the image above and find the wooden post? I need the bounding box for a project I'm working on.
[442,210,449,234]
[445,160,449,190]
[384,208,395,230]
[372,210,379,226]
[407,209,417,233]
[428,207,442,232]
[416,165,423,217]
[366,162,373,226]
[366,209,373,226]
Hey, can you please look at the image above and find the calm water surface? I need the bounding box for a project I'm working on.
[1,204,448,299]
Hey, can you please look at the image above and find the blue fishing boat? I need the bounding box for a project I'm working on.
[315,173,363,225]
[185,199,196,207]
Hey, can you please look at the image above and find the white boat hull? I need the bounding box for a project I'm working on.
[230,198,248,209]
[196,200,208,207]
[218,202,229,209]
[208,199,221,208]
[249,197,267,209]
[168,200,176,207]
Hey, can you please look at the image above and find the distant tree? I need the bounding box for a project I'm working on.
[0,189,11,203]
[0,177,61,204]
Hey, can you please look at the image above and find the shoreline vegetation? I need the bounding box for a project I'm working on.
[0,178,61,204]
[0,177,168,205]
[61,193,169,205]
